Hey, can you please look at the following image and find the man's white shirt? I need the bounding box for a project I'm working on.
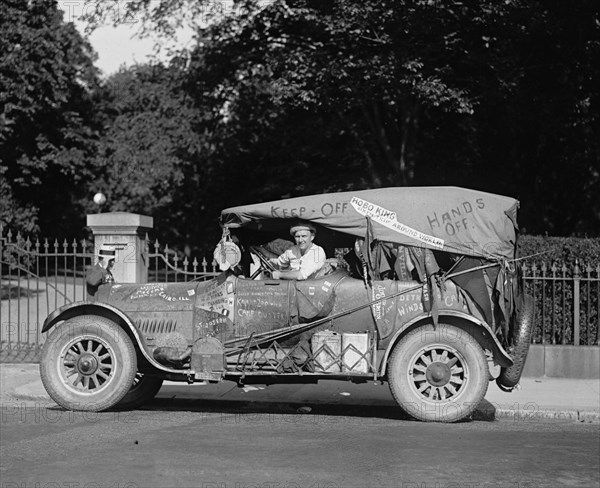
[275,243,326,279]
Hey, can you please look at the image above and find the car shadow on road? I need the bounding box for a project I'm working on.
[135,397,497,423]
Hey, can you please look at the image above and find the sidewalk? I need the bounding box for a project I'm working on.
[1,363,598,422]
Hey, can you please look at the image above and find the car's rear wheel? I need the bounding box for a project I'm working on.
[115,372,164,410]
[388,323,489,422]
[40,315,137,411]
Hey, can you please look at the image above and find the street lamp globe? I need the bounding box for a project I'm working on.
[93,192,106,206]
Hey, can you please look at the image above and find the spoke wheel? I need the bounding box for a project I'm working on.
[60,337,117,394]
[40,315,137,411]
[408,345,467,403]
[388,324,488,422]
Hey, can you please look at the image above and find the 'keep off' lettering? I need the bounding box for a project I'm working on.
[270,202,349,218]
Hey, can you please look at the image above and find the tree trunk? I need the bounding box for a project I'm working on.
[337,110,383,188]
[398,112,412,186]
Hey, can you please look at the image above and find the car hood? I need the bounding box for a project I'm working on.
[97,282,200,312]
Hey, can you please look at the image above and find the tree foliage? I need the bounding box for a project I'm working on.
[83,63,214,246]
[177,0,600,235]
[1,0,598,247]
[0,0,100,237]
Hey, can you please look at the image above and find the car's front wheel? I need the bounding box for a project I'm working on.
[40,315,137,411]
[388,323,489,422]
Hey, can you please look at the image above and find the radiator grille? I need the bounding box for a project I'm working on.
[136,319,177,334]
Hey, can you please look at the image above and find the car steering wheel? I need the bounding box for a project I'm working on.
[249,246,277,278]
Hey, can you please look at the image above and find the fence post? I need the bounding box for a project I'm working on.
[86,212,154,283]
[573,259,580,346]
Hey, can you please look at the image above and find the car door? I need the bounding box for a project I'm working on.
[233,278,295,339]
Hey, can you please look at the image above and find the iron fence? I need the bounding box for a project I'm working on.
[0,228,218,362]
[146,237,220,283]
[522,261,600,346]
[0,227,94,362]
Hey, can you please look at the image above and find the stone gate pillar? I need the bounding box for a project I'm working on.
[86,212,153,283]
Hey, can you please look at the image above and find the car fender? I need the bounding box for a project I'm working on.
[379,310,514,377]
[42,301,183,374]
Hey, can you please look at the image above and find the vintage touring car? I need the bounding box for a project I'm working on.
[40,187,534,422]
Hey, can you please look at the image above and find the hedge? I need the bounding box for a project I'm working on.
[517,235,600,266]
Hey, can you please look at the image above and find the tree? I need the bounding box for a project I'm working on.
[0,0,100,237]
[182,0,600,234]
[6,0,597,241]
[84,62,217,249]
[184,0,479,187]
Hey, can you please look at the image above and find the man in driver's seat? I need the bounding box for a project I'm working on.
[269,222,326,280]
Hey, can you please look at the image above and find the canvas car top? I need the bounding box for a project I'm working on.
[220,187,519,261]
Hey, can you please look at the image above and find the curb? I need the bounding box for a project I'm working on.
[5,386,52,404]
[2,394,53,404]
[489,408,599,422]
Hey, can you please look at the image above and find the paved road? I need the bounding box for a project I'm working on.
[1,397,598,488]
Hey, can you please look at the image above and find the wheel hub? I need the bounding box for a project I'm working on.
[77,354,99,375]
[425,361,451,386]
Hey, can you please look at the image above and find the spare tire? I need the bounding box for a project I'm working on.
[497,294,534,391]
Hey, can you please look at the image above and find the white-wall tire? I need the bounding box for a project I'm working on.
[40,315,137,412]
[388,324,489,422]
